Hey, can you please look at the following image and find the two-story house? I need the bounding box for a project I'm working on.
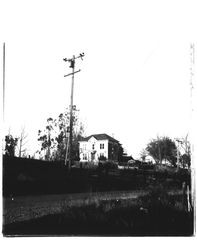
[79,133,121,163]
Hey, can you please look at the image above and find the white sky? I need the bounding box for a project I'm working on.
[1,0,197,158]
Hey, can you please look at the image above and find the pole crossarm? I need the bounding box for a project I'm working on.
[63,52,84,63]
[64,69,81,78]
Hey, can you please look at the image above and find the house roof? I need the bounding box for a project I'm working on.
[79,133,119,143]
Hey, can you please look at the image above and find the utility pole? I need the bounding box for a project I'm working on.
[3,43,5,122]
[190,43,195,210]
[63,53,85,169]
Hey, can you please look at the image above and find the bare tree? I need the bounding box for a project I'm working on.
[175,134,191,168]
[17,127,28,157]
[140,149,148,162]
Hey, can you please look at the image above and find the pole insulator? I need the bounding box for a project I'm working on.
[70,60,75,68]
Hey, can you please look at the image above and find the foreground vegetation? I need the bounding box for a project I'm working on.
[4,188,194,236]
[3,155,193,236]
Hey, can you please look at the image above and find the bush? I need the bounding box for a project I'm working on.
[98,155,107,161]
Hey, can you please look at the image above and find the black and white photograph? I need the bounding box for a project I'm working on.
[1,0,196,241]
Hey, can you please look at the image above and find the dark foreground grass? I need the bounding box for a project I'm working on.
[3,199,194,236]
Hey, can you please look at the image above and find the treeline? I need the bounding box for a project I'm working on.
[140,136,191,169]
[4,107,85,162]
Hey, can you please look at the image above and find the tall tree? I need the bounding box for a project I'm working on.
[37,107,85,161]
[38,117,55,160]
[146,136,177,167]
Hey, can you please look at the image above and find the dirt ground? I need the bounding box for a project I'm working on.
[3,189,193,236]
[4,190,151,225]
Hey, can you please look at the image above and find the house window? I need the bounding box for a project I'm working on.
[83,153,87,160]
[100,153,104,157]
[92,144,95,150]
[100,143,104,149]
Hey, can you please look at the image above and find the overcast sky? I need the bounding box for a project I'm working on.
[1,0,197,158]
